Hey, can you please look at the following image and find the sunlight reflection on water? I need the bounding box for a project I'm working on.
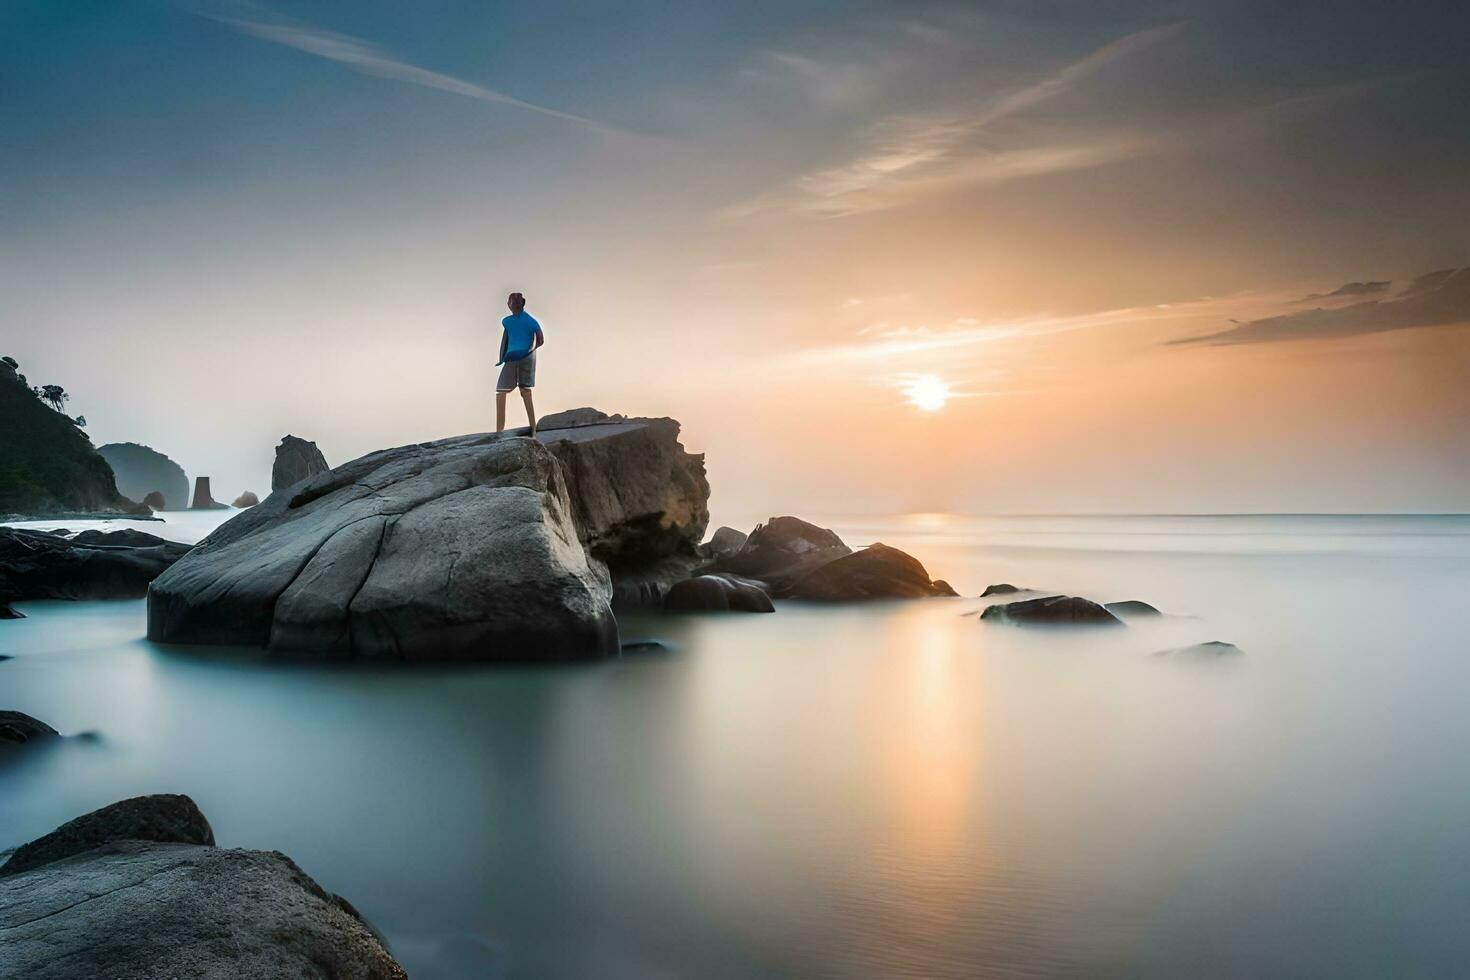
[2,512,1468,977]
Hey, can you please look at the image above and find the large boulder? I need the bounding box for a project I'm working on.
[0,797,406,979]
[536,409,708,569]
[704,526,748,559]
[232,490,260,508]
[0,528,191,602]
[272,434,331,491]
[980,595,1122,626]
[0,710,57,745]
[665,574,774,612]
[787,543,958,600]
[1,794,214,876]
[148,411,708,661]
[141,490,166,511]
[97,443,190,511]
[703,516,851,594]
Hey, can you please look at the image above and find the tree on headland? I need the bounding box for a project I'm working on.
[37,384,68,412]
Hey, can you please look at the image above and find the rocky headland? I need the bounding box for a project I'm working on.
[0,358,148,518]
[96,442,190,512]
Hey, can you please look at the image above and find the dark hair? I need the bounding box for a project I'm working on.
[508,292,525,305]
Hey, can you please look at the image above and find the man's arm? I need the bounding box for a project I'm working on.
[533,326,545,350]
[498,330,509,363]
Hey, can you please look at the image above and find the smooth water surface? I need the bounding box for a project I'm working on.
[2,512,1468,978]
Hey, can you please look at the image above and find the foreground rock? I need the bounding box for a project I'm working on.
[189,475,227,510]
[97,442,190,511]
[0,795,406,979]
[665,574,774,612]
[0,602,21,620]
[980,595,1122,626]
[232,490,260,508]
[1156,640,1242,658]
[149,410,708,660]
[1,794,214,876]
[787,543,958,600]
[0,711,57,745]
[273,434,331,491]
[0,528,191,602]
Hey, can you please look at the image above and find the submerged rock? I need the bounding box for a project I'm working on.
[0,710,58,745]
[665,574,775,612]
[0,527,191,601]
[148,410,708,661]
[980,583,1024,597]
[620,639,672,653]
[1156,640,1242,658]
[97,442,190,512]
[232,490,260,508]
[1,794,214,877]
[788,543,958,601]
[0,796,406,979]
[272,434,331,492]
[703,516,852,594]
[0,602,22,620]
[980,595,1122,626]
[1105,600,1161,617]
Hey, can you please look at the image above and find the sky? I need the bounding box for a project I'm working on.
[4,0,1469,516]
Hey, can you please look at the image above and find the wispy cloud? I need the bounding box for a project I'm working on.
[727,22,1185,218]
[1169,267,1470,346]
[199,3,624,135]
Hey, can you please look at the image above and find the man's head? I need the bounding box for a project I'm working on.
[507,292,526,314]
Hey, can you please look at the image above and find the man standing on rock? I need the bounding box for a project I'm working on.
[496,291,544,436]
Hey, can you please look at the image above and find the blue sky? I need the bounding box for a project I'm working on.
[4,1,1468,512]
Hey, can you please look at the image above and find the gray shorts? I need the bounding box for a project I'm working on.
[496,351,537,391]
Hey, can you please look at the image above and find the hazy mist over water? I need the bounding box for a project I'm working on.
[3,511,1469,978]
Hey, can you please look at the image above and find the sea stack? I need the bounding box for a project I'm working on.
[272,435,330,492]
[189,476,224,510]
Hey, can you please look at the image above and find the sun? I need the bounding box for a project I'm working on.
[903,375,952,412]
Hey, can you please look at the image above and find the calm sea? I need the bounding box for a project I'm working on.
[2,511,1468,978]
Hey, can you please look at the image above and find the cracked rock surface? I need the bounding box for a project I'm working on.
[0,842,405,979]
[147,409,707,660]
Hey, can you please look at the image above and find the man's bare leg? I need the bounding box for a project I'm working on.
[496,391,508,433]
[520,387,537,437]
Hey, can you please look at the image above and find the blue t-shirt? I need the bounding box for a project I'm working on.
[500,311,543,363]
